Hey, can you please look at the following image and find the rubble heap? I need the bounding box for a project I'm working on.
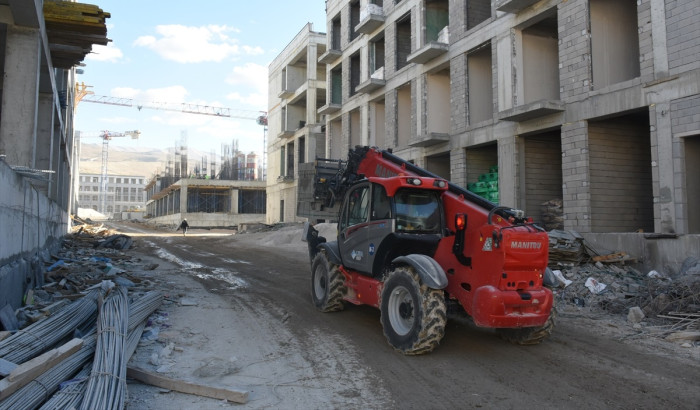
[548,231,700,343]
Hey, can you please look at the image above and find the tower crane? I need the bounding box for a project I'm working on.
[76,129,141,215]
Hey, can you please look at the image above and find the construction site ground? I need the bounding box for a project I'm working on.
[110,221,700,409]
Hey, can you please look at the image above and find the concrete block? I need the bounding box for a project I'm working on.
[627,306,645,323]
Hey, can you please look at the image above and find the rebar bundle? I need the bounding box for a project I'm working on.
[0,331,98,410]
[37,365,91,410]
[37,291,160,410]
[80,286,129,410]
[127,291,162,332]
[38,322,147,410]
[0,289,100,364]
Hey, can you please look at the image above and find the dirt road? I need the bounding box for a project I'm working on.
[116,223,699,409]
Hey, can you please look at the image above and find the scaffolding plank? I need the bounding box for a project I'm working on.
[127,366,248,404]
[0,338,83,400]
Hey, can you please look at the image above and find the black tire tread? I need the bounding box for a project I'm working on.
[380,267,446,355]
[497,305,557,345]
[311,252,346,312]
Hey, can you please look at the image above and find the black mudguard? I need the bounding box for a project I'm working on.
[392,254,448,289]
[302,222,341,265]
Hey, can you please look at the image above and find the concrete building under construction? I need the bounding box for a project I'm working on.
[0,2,110,310]
[267,23,328,224]
[282,0,698,270]
[144,141,266,228]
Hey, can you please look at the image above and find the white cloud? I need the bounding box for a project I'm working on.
[111,86,189,103]
[224,63,268,109]
[87,43,124,62]
[226,92,267,109]
[95,116,134,125]
[242,45,264,55]
[133,24,256,63]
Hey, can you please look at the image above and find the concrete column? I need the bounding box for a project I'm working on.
[496,30,514,112]
[307,43,318,127]
[231,189,239,214]
[416,74,426,138]
[450,147,467,188]
[0,25,41,168]
[649,0,669,78]
[561,121,592,232]
[449,53,468,135]
[179,184,188,214]
[385,89,398,148]
[360,103,370,146]
[498,135,518,207]
[650,102,676,233]
[36,93,54,171]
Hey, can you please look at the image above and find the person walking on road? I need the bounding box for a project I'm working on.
[178,219,189,236]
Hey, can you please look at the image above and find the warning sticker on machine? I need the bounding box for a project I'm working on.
[482,237,493,251]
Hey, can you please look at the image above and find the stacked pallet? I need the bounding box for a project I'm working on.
[467,165,499,204]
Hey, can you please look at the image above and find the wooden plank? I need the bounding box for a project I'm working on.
[126,366,248,404]
[0,358,17,377]
[0,338,83,400]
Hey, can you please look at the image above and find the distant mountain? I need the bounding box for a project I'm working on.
[79,143,227,179]
[79,143,167,178]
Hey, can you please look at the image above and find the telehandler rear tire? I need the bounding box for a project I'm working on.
[311,252,346,312]
[497,305,557,345]
[380,267,446,355]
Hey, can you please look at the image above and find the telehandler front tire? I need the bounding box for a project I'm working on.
[380,267,446,355]
[311,252,346,312]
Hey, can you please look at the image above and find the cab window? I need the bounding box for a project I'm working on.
[394,189,442,233]
[371,184,392,220]
[347,185,370,227]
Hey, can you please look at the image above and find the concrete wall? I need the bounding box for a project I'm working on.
[0,2,82,313]
[522,132,562,221]
[0,161,66,310]
[146,212,264,229]
[584,232,700,275]
[467,45,493,124]
[590,0,640,89]
[589,115,654,233]
[666,0,700,75]
[426,71,450,134]
[522,26,559,103]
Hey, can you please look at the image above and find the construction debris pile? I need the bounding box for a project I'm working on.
[0,222,163,409]
[547,230,700,344]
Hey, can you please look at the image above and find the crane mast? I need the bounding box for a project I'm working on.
[77,130,140,215]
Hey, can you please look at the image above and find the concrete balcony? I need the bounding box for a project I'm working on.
[356,68,386,94]
[408,132,450,147]
[356,78,386,94]
[498,100,565,122]
[318,49,342,64]
[355,5,385,35]
[278,88,294,99]
[277,130,295,139]
[495,0,542,13]
[318,103,341,115]
[407,42,448,64]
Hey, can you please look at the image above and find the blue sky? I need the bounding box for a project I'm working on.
[75,0,327,159]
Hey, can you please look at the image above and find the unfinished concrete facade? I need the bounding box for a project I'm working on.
[267,23,328,224]
[144,178,266,228]
[0,1,110,310]
[78,173,147,216]
[309,0,699,271]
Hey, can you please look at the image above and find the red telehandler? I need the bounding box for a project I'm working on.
[303,146,555,354]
